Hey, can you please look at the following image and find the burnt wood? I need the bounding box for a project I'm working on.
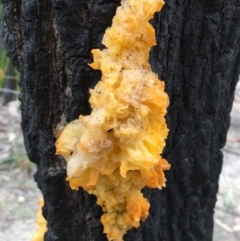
[1,0,240,240]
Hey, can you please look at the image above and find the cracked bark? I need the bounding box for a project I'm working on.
[1,0,240,240]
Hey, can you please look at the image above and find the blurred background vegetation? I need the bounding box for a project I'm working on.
[0,2,19,106]
[0,1,25,168]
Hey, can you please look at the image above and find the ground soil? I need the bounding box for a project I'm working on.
[0,81,239,241]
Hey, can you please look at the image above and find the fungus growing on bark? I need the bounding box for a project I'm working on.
[31,198,47,241]
[56,0,170,240]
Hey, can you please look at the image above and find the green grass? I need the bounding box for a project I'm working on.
[0,48,10,86]
[0,2,19,89]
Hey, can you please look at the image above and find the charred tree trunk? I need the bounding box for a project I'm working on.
[1,0,240,240]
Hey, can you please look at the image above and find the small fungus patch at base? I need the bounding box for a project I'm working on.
[31,198,47,241]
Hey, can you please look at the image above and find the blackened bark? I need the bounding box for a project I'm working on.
[1,0,240,241]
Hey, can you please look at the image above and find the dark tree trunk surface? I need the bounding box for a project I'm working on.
[2,0,240,240]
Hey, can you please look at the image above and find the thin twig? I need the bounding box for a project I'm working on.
[0,88,20,95]
[214,217,240,233]
[222,147,240,156]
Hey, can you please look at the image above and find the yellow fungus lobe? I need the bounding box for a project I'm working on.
[31,198,47,241]
[55,0,170,240]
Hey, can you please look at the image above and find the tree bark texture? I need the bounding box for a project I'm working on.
[2,0,240,240]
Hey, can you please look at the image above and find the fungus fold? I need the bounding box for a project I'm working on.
[56,0,170,240]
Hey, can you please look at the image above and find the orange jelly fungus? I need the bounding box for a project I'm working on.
[56,0,170,240]
[31,198,47,241]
